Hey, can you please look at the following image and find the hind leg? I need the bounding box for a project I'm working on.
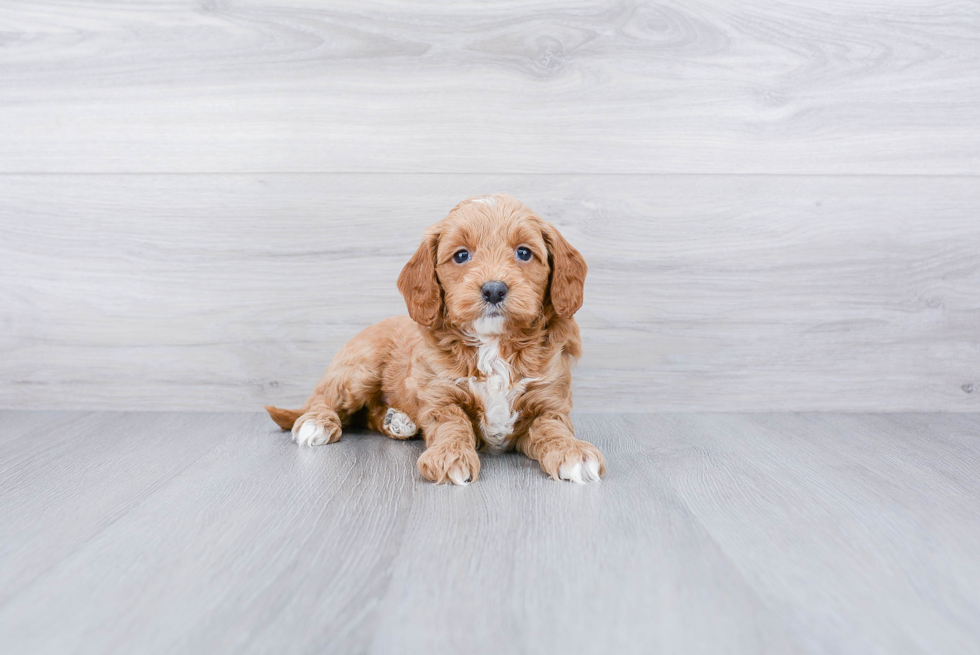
[292,397,344,446]
[292,325,388,446]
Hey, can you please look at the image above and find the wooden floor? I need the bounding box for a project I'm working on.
[0,412,978,653]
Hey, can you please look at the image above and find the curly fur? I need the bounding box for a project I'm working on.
[265,194,606,484]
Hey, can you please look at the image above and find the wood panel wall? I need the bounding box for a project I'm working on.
[1,1,978,411]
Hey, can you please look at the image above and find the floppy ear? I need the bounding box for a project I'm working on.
[397,229,442,327]
[542,222,587,318]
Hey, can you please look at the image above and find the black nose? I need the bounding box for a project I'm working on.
[481,280,508,305]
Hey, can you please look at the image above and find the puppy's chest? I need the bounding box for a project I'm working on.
[461,339,534,451]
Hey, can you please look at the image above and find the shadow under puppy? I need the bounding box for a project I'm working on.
[266,194,605,485]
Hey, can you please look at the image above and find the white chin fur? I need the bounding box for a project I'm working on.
[472,314,505,336]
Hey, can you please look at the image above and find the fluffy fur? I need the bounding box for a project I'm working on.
[265,194,605,485]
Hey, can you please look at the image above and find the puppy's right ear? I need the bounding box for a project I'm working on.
[397,229,442,327]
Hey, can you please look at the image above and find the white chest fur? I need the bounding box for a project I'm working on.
[463,334,532,451]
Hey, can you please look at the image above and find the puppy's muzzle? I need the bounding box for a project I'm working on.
[481,280,508,305]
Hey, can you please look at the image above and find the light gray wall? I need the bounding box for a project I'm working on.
[1,1,978,412]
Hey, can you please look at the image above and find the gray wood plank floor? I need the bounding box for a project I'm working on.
[1,411,978,654]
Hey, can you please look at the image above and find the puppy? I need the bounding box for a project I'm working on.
[265,194,605,485]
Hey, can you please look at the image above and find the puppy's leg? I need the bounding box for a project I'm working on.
[416,406,480,485]
[517,413,605,483]
[292,395,344,447]
[289,331,385,447]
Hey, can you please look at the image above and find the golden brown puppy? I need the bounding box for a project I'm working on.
[265,194,605,485]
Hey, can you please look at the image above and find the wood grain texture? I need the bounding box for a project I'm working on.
[1,174,977,412]
[369,414,804,654]
[0,410,250,606]
[1,1,979,174]
[0,411,979,654]
[644,413,980,654]
[0,412,420,655]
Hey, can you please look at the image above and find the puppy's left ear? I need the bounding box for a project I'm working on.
[397,228,442,327]
[542,222,587,318]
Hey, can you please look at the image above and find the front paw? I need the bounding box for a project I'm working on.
[292,412,342,446]
[417,442,481,486]
[539,439,605,483]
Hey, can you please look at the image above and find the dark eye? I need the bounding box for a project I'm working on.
[453,249,470,264]
[515,246,532,262]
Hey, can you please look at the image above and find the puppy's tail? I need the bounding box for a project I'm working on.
[264,405,303,430]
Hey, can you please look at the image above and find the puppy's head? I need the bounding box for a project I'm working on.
[397,194,587,334]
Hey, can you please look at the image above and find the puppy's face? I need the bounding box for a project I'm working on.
[435,199,551,333]
[398,195,587,332]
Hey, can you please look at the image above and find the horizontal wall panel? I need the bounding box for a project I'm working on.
[0,1,978,174]
[1,174,977,412]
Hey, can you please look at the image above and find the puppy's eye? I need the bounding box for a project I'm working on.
[515,246,532,262]
[453,249,470,264]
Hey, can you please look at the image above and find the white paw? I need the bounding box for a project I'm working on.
[447,464,472,486]
[293,419,329,446]
[384,408,418,438]
[559,455,602,484]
